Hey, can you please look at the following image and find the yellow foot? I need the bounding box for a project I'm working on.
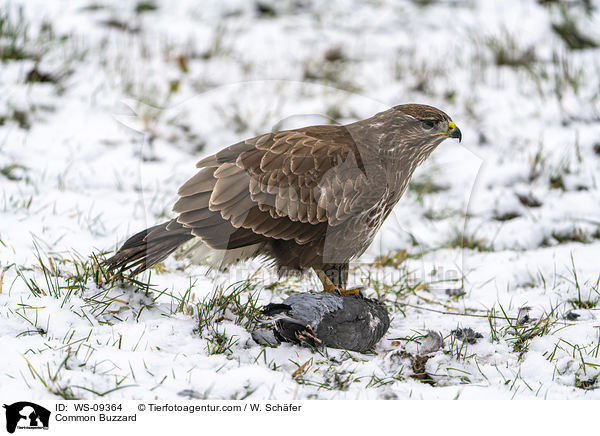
[315,270,362,296]
[330,287,362,296]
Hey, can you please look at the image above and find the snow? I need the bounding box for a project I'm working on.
[1,0,600,400]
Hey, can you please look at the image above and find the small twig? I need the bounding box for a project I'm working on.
[399,302,578,325]
[414,294,459,310]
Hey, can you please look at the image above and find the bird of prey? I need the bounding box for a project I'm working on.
[105,104,461,294]
[261,292,390,353]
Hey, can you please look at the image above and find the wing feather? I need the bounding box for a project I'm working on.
[173,124,378,251]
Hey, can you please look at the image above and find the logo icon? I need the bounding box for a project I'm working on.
[3,402,50,434]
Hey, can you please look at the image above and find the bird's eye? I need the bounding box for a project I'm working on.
[421,120,434,130]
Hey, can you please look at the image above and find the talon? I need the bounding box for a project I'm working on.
[336,287,362,296]
[315,270,361,296]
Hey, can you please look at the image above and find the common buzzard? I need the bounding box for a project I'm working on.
[105,104,461,293]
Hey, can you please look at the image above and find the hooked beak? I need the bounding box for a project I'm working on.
[447,121,462,142]
[431,121,462,143]
[449,125,462,142]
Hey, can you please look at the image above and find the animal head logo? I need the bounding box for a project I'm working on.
[3,402,50,434]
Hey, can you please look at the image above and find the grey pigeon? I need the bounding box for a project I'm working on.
[262,292,390,353]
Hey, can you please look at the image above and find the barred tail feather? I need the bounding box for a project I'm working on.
[104,219,194,275]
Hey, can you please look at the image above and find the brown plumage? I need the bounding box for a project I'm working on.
[104,104,461,287]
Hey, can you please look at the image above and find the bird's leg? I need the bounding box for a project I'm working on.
[316,270,338,293]
[295,325,322,345]
[315,269,362,296]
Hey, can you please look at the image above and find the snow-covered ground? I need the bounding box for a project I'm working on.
[2,0,600,400]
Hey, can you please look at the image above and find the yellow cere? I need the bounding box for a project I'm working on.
[448,121,456,131]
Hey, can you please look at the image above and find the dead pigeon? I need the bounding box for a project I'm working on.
[262,291,390,353]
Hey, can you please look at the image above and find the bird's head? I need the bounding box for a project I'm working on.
[394,103,461,143]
